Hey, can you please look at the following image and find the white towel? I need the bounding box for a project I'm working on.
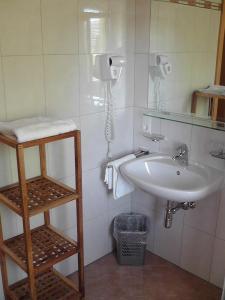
[0,117,77,142]
[104,154,135,200]
[197,85,225,96]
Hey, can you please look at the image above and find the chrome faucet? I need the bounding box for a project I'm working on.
[172,143,189,166]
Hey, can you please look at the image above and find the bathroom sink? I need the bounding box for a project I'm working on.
[120,153,224,202]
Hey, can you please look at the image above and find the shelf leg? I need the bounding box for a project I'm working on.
[0,215,10,300]
[16,145,37,300]
[74,131,85,297]
[39,144,51,226]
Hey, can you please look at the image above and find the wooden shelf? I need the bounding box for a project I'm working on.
[0,130,84,299]
[8,269,80,300]
[0,176,79,216]
[1,225,78,274]
[0,131,77,149]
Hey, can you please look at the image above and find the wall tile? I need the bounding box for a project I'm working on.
[108,0,127,54]
[111,108,134,157]
[160,119,192,156]
[108,0,135,55]
[55,254,78,276]
[127,0,136,53]
[2,56,45,120]
[0,145,12,187]
[0,60,6,121]
[83,167,108,221]
[134,54,149,108]
[84,215,110,265]
[135,0,150,53]
[0,0,42,55]
[190,126,225,170]
[181,226,215,281]
[80,112,107,171]
[154,207,184,265]
[79,54,105,115]
[0,205,19,240]
[133,109,161,153]
[50,201,77,231]
[9,147,41,183]
[184,192,220,235]
[131,189,156,212]
[44,55,79,117]
[42,0,78,54]
[108,193,131,213]
[47,137,76,179]
[78,0,108,54]
[216,188,225,240]
[210,238,225,288]
[156,2,177,53]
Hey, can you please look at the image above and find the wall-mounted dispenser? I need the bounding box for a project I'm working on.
[94,54,125,159]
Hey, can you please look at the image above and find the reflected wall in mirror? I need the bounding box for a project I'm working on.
[148,0,225,121]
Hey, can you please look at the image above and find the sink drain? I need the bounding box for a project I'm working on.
[176,171,181,175]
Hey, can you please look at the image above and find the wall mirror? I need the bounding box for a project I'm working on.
[147,0,225,125]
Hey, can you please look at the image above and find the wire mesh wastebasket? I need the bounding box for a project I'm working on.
[113,213,149,265]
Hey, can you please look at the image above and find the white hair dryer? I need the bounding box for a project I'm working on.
[150,53,172,79]
[93,54,126,159]
[94,54,126,81]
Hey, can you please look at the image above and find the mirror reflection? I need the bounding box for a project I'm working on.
[148,0,224,121]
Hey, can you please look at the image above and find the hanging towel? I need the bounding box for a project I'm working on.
[0,117,77,142]
[104,154,135,200]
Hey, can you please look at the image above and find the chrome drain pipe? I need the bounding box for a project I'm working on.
[165,200,196,229]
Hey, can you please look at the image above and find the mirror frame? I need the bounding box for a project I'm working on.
[212,0,225,119]
[149,0,225,121]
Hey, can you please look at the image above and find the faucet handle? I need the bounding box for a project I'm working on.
[176,143,188,154]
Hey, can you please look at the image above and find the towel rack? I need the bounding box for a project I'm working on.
[107,150,149,169]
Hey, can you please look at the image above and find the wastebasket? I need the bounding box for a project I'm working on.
[113,213,149,265]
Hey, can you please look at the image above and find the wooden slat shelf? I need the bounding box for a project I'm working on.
[0,130,84,299]
[1,225,78,275]
[8,269,80,300]
[0,176,78,216]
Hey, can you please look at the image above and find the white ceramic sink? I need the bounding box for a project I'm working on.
[120,153,224,202]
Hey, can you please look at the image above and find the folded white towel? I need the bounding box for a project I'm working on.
[104,154,135,200]
[197,85,225,96]
[0,117,77,142]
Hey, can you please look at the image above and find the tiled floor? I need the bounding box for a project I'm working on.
[70,252,222,300]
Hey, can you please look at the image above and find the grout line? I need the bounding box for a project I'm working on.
[76,0,82,127]
[39,0,47,117]
[179,208,186,267]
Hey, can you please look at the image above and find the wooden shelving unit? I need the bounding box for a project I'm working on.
[0,130,84,300]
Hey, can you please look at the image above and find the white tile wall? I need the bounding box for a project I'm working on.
[0,1,135,298]
[181,226,215,281]
[154,207,184,266]
[44,55,79,118]
[132,0,225,289]
[41,0,79,54]
[210,238,225,287]
[2,56,45,120]
[0,0,224,298]
[0,0,42,56]
[132,109,225,288]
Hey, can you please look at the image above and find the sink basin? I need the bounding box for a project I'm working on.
[120,153,224,202]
